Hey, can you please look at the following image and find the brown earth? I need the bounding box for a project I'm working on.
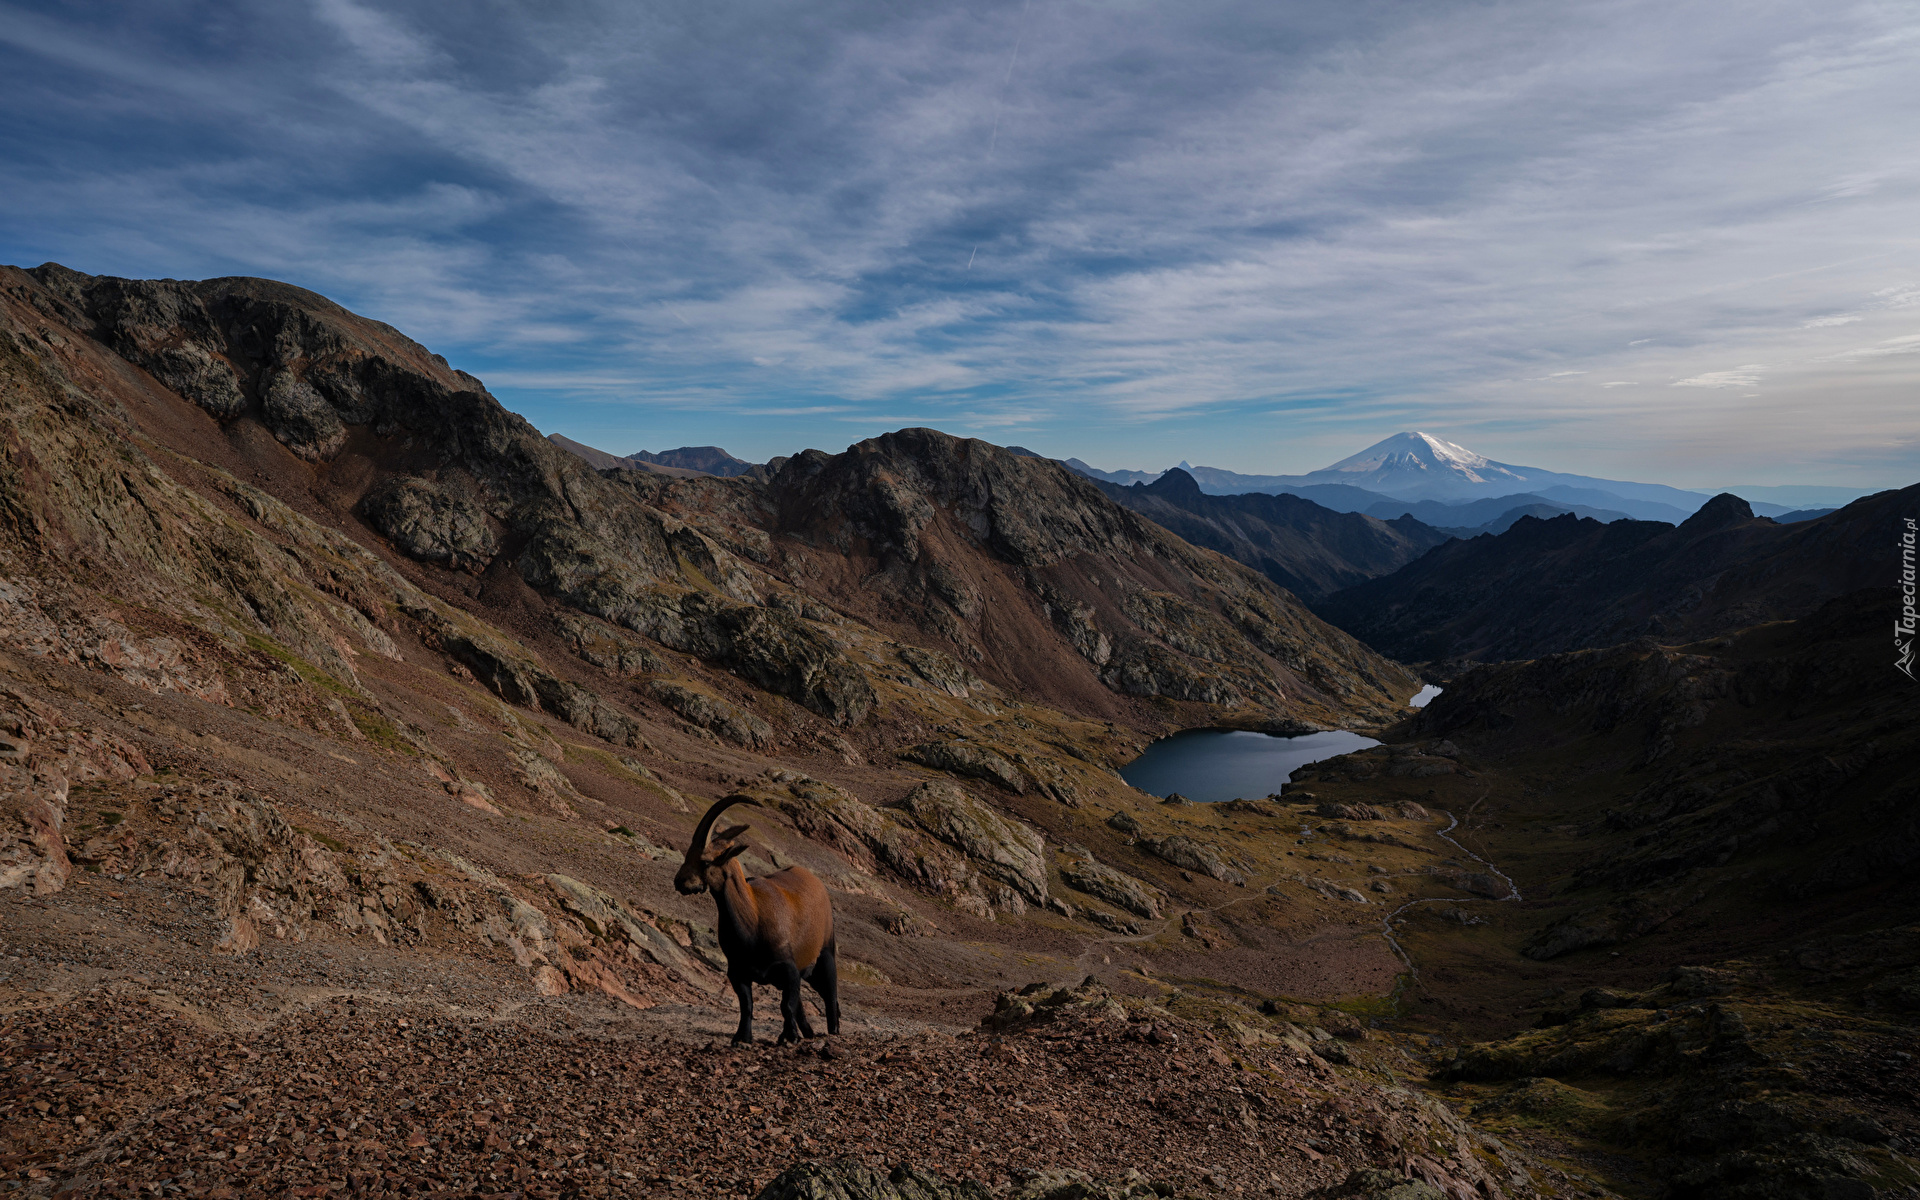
[0,265,1571,1200]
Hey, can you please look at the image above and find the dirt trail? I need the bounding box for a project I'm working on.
[1378,796,1522,991]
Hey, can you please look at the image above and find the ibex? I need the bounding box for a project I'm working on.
[675,795,840,1045]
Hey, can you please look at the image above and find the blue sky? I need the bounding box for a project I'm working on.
[3,0,1917,486]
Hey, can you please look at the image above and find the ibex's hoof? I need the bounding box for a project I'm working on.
[731,1034,756,1046]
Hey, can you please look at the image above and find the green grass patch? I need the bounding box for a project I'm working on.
[348,707,415,756]
[242,633,354,697]
[297,827,347,853]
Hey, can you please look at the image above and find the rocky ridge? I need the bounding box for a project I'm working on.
[1092,470,1450,602]
[1313,491,1909,664]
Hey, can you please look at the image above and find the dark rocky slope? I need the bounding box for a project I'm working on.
[1314,489,1911,664]
[1285,588,1920,1194]
[1091,468,1451,601]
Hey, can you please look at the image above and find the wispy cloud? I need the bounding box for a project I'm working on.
[0,0,1914,483]
[1673,366,1769,389]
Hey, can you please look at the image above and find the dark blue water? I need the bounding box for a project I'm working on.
[1118,729,1381,804]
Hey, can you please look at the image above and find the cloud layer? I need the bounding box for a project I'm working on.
[2,0,1915,484]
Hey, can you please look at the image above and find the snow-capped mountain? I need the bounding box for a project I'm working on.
[1183,431,1727,517]
[1313,432,1534,492]
[1061,432,1853,520]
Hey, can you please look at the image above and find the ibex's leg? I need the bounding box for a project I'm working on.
[810,937,842,1036]
[730,977,755,1045]
[773,962,808,1044]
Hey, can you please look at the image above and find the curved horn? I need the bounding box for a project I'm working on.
[689,794,762,853]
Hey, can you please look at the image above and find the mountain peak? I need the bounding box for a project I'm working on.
[1678,492,1756,534]
[1324,431,1491,474]
[1145,467,1203,499]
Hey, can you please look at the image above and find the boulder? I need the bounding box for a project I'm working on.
[1316,801,1384,821]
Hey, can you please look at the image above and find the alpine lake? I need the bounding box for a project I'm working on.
[1119,687,1441,804]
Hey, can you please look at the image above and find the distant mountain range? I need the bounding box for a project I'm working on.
[1063,431,1881,524]
[1091,469,1450,600]
[1367,493,1631,536]
[549,434,757,478]
[1312,487,1913,664]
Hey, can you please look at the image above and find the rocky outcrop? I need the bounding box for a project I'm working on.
[614,590,875,726]
[358,476,499,572]
[0,687,150,896]
[754,772,1038,917]
[894,779,1048,904]
[896,644,981,696]
[647,680,775,749]
[899,740,1026,793]
[552,610,672,676]
[1060,854,1165,919]
[1140,835,1246,886]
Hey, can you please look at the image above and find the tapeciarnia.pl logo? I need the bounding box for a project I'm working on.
[1901,516,1917,679]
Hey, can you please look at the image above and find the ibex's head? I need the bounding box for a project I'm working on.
[675,795,761,895]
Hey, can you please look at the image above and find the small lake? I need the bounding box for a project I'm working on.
[1409,685,1443,708]
[1118,729,1381,804]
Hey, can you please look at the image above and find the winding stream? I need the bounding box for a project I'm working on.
[1378,795,1523,989]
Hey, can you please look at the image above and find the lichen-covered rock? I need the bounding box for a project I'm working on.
[359,476,499,572]
[1061,857,1164,919]
[756,773,1027,913]
[895,779,1048,902]
[756,1160,991,1200]
[1140,834,1246,886]
[900,741,1027,793]
[647,680,774,750]
[47,272,249,419]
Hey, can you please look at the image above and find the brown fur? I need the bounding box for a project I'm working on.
[676,797,840,1044]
